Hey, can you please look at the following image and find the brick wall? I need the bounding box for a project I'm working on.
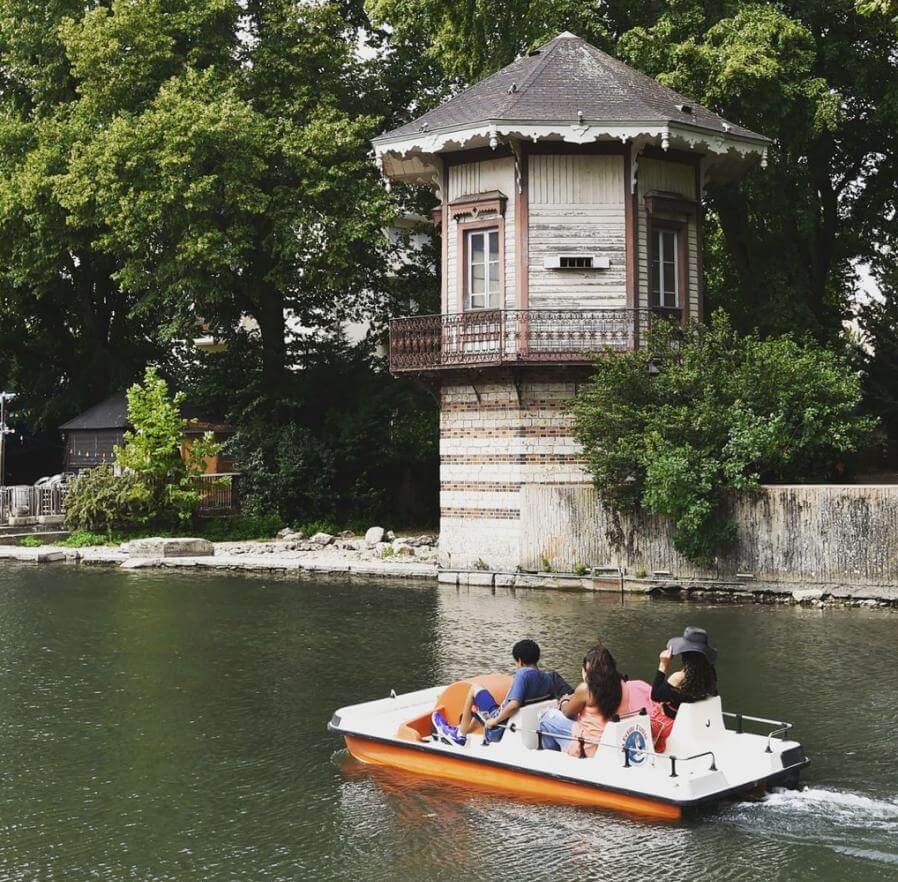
[438,373,590,569]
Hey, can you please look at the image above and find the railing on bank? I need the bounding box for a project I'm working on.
[389,308,651,373]
[0,484,68,523]
[0,475,238,525]
[193,473,240,515]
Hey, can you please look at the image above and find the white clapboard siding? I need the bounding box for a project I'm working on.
[636,157,699,315]
[447,157,516,312]
[528,154,626,309]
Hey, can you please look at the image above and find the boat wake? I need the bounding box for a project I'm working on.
[726,787,898,867]
[744,786,898,824]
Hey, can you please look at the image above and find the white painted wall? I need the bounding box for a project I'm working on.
[528,154,626,309]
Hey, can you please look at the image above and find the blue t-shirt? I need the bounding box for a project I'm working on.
[504,667,556,706]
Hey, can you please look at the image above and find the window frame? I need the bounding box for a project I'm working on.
[458,217,505,312]
[647,217,688,318]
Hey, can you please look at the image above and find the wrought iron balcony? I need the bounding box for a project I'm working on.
[389,308,650,373]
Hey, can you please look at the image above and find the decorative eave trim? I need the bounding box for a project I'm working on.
[373,119,769,187]
[448,190,507,220]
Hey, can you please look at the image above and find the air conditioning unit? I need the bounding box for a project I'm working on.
[543,254,611,270]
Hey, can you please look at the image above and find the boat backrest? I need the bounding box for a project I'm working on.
[592,711,654,769]
[396,673,513,742]
[504,700,552,750]
[435,673,512,726]
[663,696,726,757]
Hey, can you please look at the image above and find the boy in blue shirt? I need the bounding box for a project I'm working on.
[434,639,556,745]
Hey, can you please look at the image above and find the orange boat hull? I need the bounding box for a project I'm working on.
[344,734,681,821]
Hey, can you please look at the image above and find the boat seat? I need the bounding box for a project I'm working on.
[396,673,513,743]
[662,695,726,757]
[592,711,654,769]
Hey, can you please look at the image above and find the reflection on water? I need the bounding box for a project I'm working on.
[0,565,896,881]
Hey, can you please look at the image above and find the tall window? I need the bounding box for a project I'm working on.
[467,228,500,309]
[651,228,679,308]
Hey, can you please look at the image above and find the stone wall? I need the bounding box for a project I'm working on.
[519,484,898,586]
[438,373,590,569]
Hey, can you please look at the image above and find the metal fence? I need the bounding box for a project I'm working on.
[0,474,238,524]
[389,307,652,373]
[193,473,239,515]
[0,484,68,523]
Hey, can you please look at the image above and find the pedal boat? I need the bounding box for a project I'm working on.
[328,674,809,820]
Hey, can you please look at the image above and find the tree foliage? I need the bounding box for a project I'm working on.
[65,366,219,531]
[571,313,876,564]
[116,366,219,523]
[0,1,414,422]
[858,275,898,464]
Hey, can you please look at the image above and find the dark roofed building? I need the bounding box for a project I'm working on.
[60,392,234,474]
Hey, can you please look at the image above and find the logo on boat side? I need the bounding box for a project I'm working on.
[623,726,648,765]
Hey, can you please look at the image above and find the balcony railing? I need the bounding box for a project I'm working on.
[389,308,650,373]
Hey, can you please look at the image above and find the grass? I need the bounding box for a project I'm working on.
[53,514,287,548]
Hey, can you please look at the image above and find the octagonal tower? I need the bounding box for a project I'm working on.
[374,32,768,571]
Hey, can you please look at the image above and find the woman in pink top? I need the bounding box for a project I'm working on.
[567,644,652,758]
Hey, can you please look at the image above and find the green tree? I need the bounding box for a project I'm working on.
[858,276,898,464]
[0,1,414,419]
[0,0,168,425]
[116,366,219,523]
[65,367,219,531]
[571,313,876,564]
[368,0,898,343]
[57,0,393,395]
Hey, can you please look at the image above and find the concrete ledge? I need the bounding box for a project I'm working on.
[122,537,214,559]
[0,546,66,563]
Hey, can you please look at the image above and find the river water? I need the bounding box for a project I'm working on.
[0,564,896,881]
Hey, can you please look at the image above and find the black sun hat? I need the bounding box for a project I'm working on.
[667,627,718,664]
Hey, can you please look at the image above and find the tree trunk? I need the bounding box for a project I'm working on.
[253,289,288,398]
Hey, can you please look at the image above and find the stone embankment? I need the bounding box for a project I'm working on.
[0,528,438,580]
[1,528,896,607]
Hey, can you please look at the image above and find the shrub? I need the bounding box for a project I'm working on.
[57,530,122,548]
[572,311,877,565]
[64,465,148,533]
[18,535,41,547]
[65,367,221,533]
[195,514,284,542]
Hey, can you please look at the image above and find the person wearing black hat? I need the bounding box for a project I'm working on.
[649,627,718,752]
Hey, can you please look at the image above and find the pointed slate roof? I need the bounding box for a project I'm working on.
[377,32,766,145]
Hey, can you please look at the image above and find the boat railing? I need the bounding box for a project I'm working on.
[722,711,792,752]
[464,709,795,777]
[498,720,719,776]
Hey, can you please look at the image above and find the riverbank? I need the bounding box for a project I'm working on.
[1,535,897,607]
[0,533,439,580]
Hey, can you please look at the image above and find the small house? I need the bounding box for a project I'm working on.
[60,392,234,475]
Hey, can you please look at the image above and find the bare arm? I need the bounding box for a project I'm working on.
[557,682,588,719]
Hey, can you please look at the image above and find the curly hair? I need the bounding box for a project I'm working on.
[679,651,718,701]
[583,643,623,719]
